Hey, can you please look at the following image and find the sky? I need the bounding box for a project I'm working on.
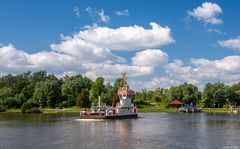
[0,0,240,90]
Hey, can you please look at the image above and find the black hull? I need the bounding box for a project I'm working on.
[80,114,138,119]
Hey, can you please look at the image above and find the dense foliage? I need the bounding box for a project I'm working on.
[0,71,239,113]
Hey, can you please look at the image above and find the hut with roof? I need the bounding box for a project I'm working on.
[169,100,184,108]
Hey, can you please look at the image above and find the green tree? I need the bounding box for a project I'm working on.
[33,79,61,108]
[21,100,40,113]
[0,87,14,100]
[76,89,91,107]
[4,97,19,109]
[180,83,201,105]
[0,99,5,112]
[203,82,227,108]
[89,77,105,105]
[227,83,240,106]
[61,75,92,107]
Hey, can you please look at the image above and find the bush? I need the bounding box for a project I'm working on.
[134,99,150,105]
[15,93,27,107]
[4,97,19,109]
[61,101,69,108]
[21,100,41,113]
[0,104,5,112]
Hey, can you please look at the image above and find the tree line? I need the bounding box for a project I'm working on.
[0,71,240,112]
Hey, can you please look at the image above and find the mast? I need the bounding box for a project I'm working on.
[120,72,127,90]
[118,73,135,107]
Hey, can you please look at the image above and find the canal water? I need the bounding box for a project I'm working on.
[0,112,240,149]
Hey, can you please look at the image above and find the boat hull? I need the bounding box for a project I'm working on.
[80,113,138,119]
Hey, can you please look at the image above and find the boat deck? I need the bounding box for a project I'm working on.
[80,113,138,119]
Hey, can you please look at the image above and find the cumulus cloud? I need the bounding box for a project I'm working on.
[29,51,80,71]
[1,42,240,91]
[1,22,172,79]
[131,49,168,67]
[137,56,240,90]
[144,77,181,90]
[78,22,175,51]
[0,44,131,77]
[166,56,240,86]
[188,2,223,25]
[83,63,154,80]
[50,34,125,64]
[0,44,80,74]
[218,36,240,50]
[0,44,31,68]
[85,7,109,23]
[115,10,129,16]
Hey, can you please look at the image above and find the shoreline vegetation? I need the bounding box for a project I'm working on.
[1,106,231,114]
[0,71,239,114]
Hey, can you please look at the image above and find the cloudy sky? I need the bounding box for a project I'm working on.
[0,0,240,90]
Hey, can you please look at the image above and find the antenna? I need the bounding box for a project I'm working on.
[121,72,127,89]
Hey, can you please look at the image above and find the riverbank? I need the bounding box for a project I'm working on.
[2,107,83,114]
[1,106,234,114]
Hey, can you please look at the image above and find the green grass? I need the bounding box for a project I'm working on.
[1,104,233,114]
[62,106,83,112]
[5,109,21,113]
[203,108,230,113]
[42,106,83,114]
[138,102,177,112]
[2,106,83,114]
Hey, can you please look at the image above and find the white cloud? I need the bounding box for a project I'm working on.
[207,28,226,35]
[218,36,240,50]
[166,56,240,86]
[50,34,125,64]
[98,9,109,23]
[2,22,171,80]
[0,44,152,81]
[115,10,129,16]
[0,44,31,68]
[145,77,181,90]
[188,2,223,25]
[191,56,240,72]
[78,22,175,51]
[29,51,80,71]
[1,43,240,91]
[129,76,181,91]
[0,44,80,74]
[137,56,240,91]
[73,6,80,17]
[83,63,154,79]
[131,49,168,67]
[85,7,110,23]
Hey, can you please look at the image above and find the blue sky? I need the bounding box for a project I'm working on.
[0,0,240,90]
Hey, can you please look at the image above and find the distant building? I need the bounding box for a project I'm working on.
[169,100,184,108]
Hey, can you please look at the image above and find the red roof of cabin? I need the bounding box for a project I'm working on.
[169,100,183,105]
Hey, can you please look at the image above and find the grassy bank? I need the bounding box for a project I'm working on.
[3,106,83,114]
[42,106,83,114]
[2,106,233,114]
[202,108,230,113]
[137,103,177,112]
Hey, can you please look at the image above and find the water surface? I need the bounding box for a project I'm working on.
[0,112,240,149]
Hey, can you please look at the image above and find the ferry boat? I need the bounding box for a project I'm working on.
[80,73,138,119]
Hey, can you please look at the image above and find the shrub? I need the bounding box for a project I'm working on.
[61,101,69,108]
[15,93,27,107]
[0,104,5,112]
[134,99,150,105]
[21,100,41,113]
[4,97,19,109]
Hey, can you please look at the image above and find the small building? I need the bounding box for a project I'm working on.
[169,100,184,108]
